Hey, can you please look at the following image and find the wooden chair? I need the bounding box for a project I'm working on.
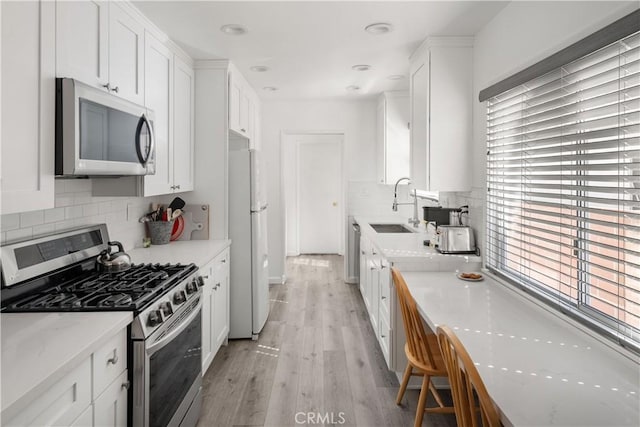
[391,267,454,427]
[436,325,501,427]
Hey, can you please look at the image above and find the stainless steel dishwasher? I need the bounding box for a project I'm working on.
[346,216,360,284]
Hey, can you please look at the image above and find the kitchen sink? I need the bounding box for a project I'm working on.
[370,223,414,233]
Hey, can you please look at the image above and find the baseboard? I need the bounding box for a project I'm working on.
[269,275,286,285]
[344,276,358,284]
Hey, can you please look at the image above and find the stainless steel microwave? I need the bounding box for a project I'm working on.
[55,78,155,177]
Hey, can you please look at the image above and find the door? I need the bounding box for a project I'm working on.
[1,0,55,214]
[173,56,195,192]
[251,209,269,335]
[410,57,429,190]
[55,0,108,88]
[297,135,342,254]
[143,32,173,196]
[109,2,144,104]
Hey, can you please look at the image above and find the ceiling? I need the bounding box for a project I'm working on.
[133,1,508,100]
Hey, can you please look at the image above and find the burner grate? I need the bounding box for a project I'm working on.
[1,263,197,313]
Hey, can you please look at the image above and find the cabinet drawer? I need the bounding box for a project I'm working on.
[5,358,91,427]
[93,329,127,397]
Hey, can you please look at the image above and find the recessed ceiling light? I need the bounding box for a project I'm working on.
[387,75,405,80]
[365,23,393,35]
[250,65,270,72]
[220,24,247,35]
[352,64,372,71]
[346,85,360,92]
[263,86,278,92]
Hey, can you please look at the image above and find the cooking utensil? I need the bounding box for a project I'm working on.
[96,241,132,272]
[170,216,185,241]
[168,197,186,212]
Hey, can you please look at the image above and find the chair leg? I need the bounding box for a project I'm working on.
[429,381,447,408]
[414,374,430,427]
[396,363,413,405]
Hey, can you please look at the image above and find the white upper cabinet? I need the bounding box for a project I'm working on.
[409,37,473,192]
[377,91,410,185]
[228,64,260,145]
[56,1,144,104]
[142,31,174,196]
[108,3,145,104]
[1,0,55,215]
[172,55,195,193]
[55,0,109,88]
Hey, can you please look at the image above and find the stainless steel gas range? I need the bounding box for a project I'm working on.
[0,224,203,427]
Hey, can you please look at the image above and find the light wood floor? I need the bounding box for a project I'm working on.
[197,255,457,427]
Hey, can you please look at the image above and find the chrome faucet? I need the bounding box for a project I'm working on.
[392,177,421,228]
[392,177,411,211]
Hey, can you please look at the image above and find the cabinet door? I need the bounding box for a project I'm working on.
[142,32,174,196]
[376,97,386,184]
[201,261,214,373]
[248,96,256,147]
[1,0,55,214]
[212,249,230,354]
[94,370,128,427]
[109,3,144,104]
[409,59,429,190]
[229,72,242,134]
[359,238,368,299]
[173,56,195,192]
[239,91,250,137]
[369,258,380,332]
[385,94,410,184]
[56,0,109,88]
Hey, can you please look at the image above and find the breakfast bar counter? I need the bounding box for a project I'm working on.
[401,271,640,426]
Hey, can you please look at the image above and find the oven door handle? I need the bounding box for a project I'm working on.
[147,298,202,357]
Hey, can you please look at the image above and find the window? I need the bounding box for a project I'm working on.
[485,31,640,351]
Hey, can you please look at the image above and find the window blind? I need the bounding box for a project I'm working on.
[486,31,640,350]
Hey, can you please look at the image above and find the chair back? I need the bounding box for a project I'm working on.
[436,325,501,427]
[391,267,438,369]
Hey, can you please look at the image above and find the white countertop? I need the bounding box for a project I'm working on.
[354,216,482,265]
[128,239,231,267]
[401,270,640,426]
[1,311,133,420]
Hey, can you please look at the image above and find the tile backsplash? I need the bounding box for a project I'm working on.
[1,179,161,250]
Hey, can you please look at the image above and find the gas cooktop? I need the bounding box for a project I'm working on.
[2,262,197,312]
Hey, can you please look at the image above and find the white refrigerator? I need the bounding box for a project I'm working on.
[228,148,270,339]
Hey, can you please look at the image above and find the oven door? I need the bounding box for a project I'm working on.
[133,297,202,427]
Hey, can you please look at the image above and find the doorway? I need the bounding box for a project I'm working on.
[282,132,344,256]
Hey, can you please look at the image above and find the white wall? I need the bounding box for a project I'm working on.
[0,180,159,250]
[262,99,380,282]
[460,0,639,258]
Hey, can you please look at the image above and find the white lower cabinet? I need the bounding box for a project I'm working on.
[201,247,231,374]
[4,358,92,427]
[359,233,481,374]
[4,328,128,427]
[93,370,129,427]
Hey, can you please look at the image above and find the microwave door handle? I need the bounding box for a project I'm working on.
[135,114,155,165]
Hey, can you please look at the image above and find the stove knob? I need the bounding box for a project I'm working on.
[160,301,173,317]
[185,280,198,295]
[173,290,186,305]
[197,276,205,287]
[147,309,163,327]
